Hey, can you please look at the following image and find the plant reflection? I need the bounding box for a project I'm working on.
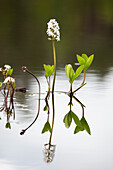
[0,65,15,129]
[63,89,91,135]
[43,143,56,163]
[20,66,41,135]
[0,91,15,129]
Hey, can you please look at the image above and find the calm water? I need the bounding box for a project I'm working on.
[0,67,113,170]
[0,0,113,170]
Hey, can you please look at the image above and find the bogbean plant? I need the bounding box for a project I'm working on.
[64,54,94,135]
[0,19,94,162]
[0,65,16,129]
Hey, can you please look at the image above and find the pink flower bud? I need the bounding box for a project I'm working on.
[22,66,27,72]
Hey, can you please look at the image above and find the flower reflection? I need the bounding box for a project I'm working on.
[43,143,56,163]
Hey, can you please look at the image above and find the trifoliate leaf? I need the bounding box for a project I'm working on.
[76,55,85,65]
[8,68,13,76]
[41,121,52,134]
[65,64,75,83]
[43,64,54,78]
[63,112,72,128]
[81,117,91,135]
[74,125,84,134]
[82,54,88,62]
[83,54,94,72]
[70,111,80,126]
[74,65,84,79]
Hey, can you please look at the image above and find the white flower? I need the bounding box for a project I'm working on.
[4,65,11,69]
[0,67,2,72]
[3,77,15,84]
[47,19,60,41]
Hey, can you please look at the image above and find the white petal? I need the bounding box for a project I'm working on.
[4,65,11,69]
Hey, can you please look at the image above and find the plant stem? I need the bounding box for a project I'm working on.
[20,68,41,135]
[81,71,86,86]
[72,83,86,94]
[70,83,72,111]
[52,40,56,93]
[72,95,85,117]
[49,40,56,145]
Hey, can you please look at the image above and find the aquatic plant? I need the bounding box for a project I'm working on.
[0,19,95,163]
[63,54,94,135]
[0,65,16,129]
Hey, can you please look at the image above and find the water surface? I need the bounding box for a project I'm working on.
[0,0,113,169]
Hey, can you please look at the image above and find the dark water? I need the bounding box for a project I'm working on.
[0,1,113,170]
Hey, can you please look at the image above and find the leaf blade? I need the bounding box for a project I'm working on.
[74,125,84,134]
[81,117,91,135]
[74,65,84,79]
[84,54,94,71]
[41,121,52,134]
[77,54,85,65]
[63,112,72,128]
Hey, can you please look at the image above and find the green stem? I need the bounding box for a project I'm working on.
[49,40,56,145]
[72,83,86,94]
[52,40,56,93]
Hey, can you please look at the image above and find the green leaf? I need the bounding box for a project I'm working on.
[65,64,75,83]
[84,54,94,71]
[74,125,84,134]
[44,64,54,78]
[76,55,85,65]
[5,122,11,129]
[81,117,91,135]
[0,82,2,87]
[65,64,71,78]
[8,68,13,76]
[41,121,52,134]
[43,105,47,111]
[82,54,88,62]
[70,111,80,126]
[63,112,72,128]
[74,65,84,79]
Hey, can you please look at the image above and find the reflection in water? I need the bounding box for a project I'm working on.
[43,143,56,163]
[20,66,41,135]
[0,65,15,129]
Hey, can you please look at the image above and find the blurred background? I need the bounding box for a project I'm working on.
[0,0,113,76]
[0,1,113,170]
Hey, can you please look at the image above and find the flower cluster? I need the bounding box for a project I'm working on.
[3,76,15,84]
[0,64,15,85]
[47,19,60,41]
[0,65,11,72]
